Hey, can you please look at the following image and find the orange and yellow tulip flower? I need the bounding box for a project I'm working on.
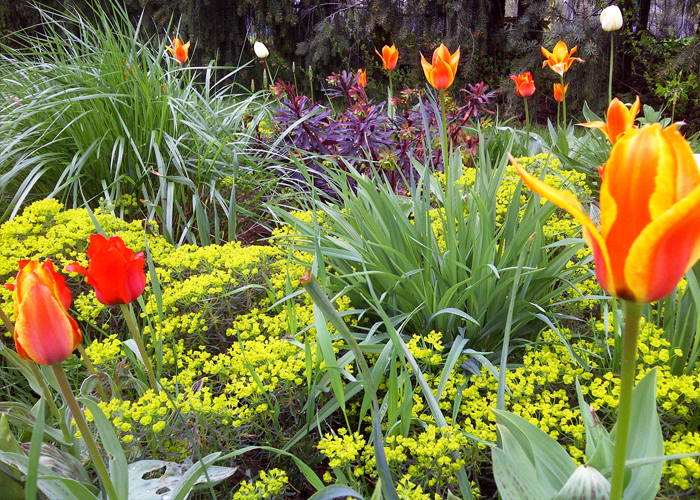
[67,234,146,306]
[375,44,399,71]
[421,44,460,90]
[541,41,583,76]
[6,260,81,365]
[510,72,535,98]
[580,96,641,144]
[357,69,367,87]
[553,83,568,102]
[167,38,190,64]
[515,123,700,304]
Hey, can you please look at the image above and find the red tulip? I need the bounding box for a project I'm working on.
[6,260,81,365]
[510,72,536,98]
[66,234,146,306]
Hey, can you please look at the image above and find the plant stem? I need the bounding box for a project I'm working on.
[524,96,530,153]
[77,344,109,403]
[388,71,394,120]
[29,363,75,452]
[561,74,567,127]
[51,363,118,500]
[440,89,448,179]
[119,303,159,393]
[608,32,614,104]
[610,300,644,500]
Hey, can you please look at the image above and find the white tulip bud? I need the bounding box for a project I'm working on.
[254,41,269,59]
[600,6,623,31]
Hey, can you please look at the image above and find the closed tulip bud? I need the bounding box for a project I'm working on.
[66,234,146,306]
[254,41,269,59]
[510,72,535,98]
[600,6,623,31]
[6,260,81,366]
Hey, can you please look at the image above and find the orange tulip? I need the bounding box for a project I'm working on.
[510,72,535,98]
[5,260,81,365]
[580,96,641,144]
[357,69,367,87]
[167,38,190,64]
[66,234,146,306]
[515,124,700,304]
[541,41,583,76]
[553,83,568,102]
[375,44,399,71]
[421,44,460,90]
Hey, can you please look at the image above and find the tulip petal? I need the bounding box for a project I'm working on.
[420,53,432,82]
[626,182,700,302]
[579,120,612,142]
[14,283,81,365]
[429,57,454,90]
[514,159,615,294]
[649,125,700,218]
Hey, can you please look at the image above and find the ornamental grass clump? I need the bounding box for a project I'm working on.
[0,1,276,246]
[274,131,593,353]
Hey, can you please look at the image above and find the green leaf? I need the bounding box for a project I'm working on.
[493,409,576,497]
[575,378,613,472]
[610,369,664,500]
[492,436,549,500]
[0,414,24,499]
[306,484,364,500]
[78,398,128,500]
[127,458,236,500]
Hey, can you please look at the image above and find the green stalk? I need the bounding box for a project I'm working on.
[497,234,534,411]
[440,89,448,179]
[610,301,644,500]
[608,32,614,104]
[561,74,567,127]
[77,344,109,403]
[0,307,12,333]
[119,303,159,393]
[524,96,530,152]
[51,363,118,500]
[29,363,75,452]
[388,71,394,120]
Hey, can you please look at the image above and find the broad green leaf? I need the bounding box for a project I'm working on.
[610,369,664,500]
[493,409,576,496]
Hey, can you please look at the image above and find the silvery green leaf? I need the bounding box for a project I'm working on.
[575,378,613,472]
[493,409,576,497]
[128,458,236,500]
[552,465,610,500]
[19,441,90,483]
[610,369,663,500]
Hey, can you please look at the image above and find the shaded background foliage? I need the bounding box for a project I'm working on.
[1,0,699,124]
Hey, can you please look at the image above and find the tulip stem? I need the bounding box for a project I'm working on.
[119,303,159,394]
[524,96,530,153]
[77,344,109,403]
[560,75,567,128]
[610,300,643,500]
[29,363,76,453]
[51,363,118,500]
[608,32,614,105]
[388,72,394,120]
[440,89,448,179]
